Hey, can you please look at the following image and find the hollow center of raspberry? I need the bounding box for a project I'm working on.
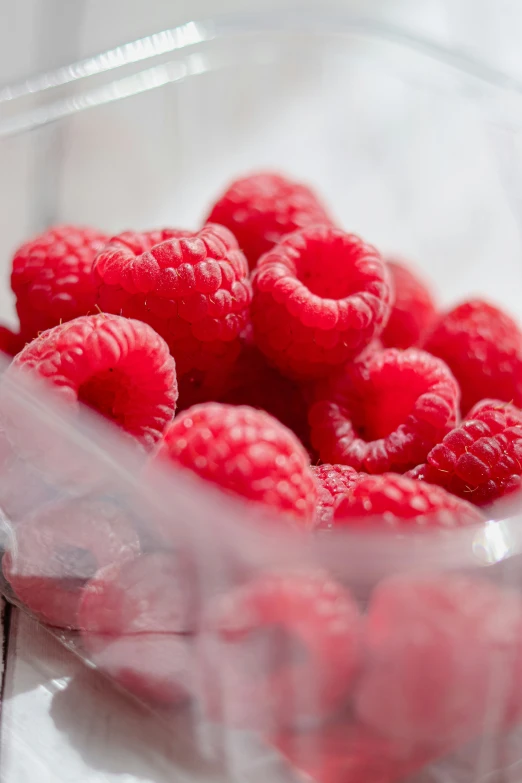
[79,368,130,427]
[296,241,366,299]
[350,372,430,441]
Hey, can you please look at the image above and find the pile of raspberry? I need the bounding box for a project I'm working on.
[2,171,522,783]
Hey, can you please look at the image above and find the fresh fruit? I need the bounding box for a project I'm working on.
[6,314,178,449]
[251,226,392,379]
[312,464,359,528]
[2,497,140,628]
[408,399,522,507]
[93,225,251,403]
[151,403,318,525]
[334,473,484,529]
[0,325,25,357]
[309,348,460,473]
[381,259,437,349]
[423,299,522,415]
[354,574,522,746]
[197,571,360,728]
[205,172,333,270]
[11,225,108,340]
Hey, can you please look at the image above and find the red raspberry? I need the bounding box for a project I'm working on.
[423,299,522,415]
[0,326,25,357]
[309,348,460,473]
[78,552,195,705]
[2,497,140,628]
[7,314,177,450]
[381,259,437,349]
[93,225,251,401]
[217,332,310,447]
[11,225,108,340]
[334,473,484,529]
[151,403,318,525]
[197,571,360,729]
[205,172,333,270]
[354,574,522,747]
[408,399,522,507]
[251,226,392,379]
[273,719,440,783]
[312,464,359,528]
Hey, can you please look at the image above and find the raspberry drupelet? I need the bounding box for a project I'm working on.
[251,226,392,380]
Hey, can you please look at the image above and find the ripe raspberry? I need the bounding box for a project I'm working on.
[334,473,484,529]
[309,348,460,473]
[408,399,522,506]
[93,225,251,401]
[7,314,177,449]
[423,299,522,414]
[354,574,522,746]
[205,172,333,270]
[312,464,359,528]
[218,333,310,447]
[2,497,140,628]
[381,259,437,349]
[78,552,195,705]
[11,225,108,340]
[0,326,24,357]
[197,571,360,729]
[151,403,318,525]
[273,719,440,783]
[251,226,392,379]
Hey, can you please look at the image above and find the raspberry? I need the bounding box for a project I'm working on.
[151,403,318,525]
[354,574,522,747]
[334,473,484,529]
[0,326,25,357]
[272,719,440,783]
[312,464,359,528]
[197,571,360,728]
[251,226,392,379]
[78,552,195,705]
[2,497,140,628]
[218,333,310,447]
[423,299,522,415]
[7,314,178,449]
[93,225,251,401]
[408,399,522,506]
[11,225,108,340]
[205,172,333,270]
[381,259,437,349]
[309,348,460,473]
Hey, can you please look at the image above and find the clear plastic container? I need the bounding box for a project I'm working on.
[3,10,522,783]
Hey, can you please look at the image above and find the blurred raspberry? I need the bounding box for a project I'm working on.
[205,171,333,270]
[8,314,178,450]
[423,299,522,414]
[93,225,251,399]
[309,348,460,473]
[312,464,359,528]
[151,403,318,526]
[381,259,437,349]
[355,574,522,747]
[251,226,392,379]
[2,497,140,628]
[408,399,522,507]
[11,225,108,340]
[334,473,484,529]
[0,325,24,357]
[78,552,195,705]
[217,334,310,447]
[198,571,360,728]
